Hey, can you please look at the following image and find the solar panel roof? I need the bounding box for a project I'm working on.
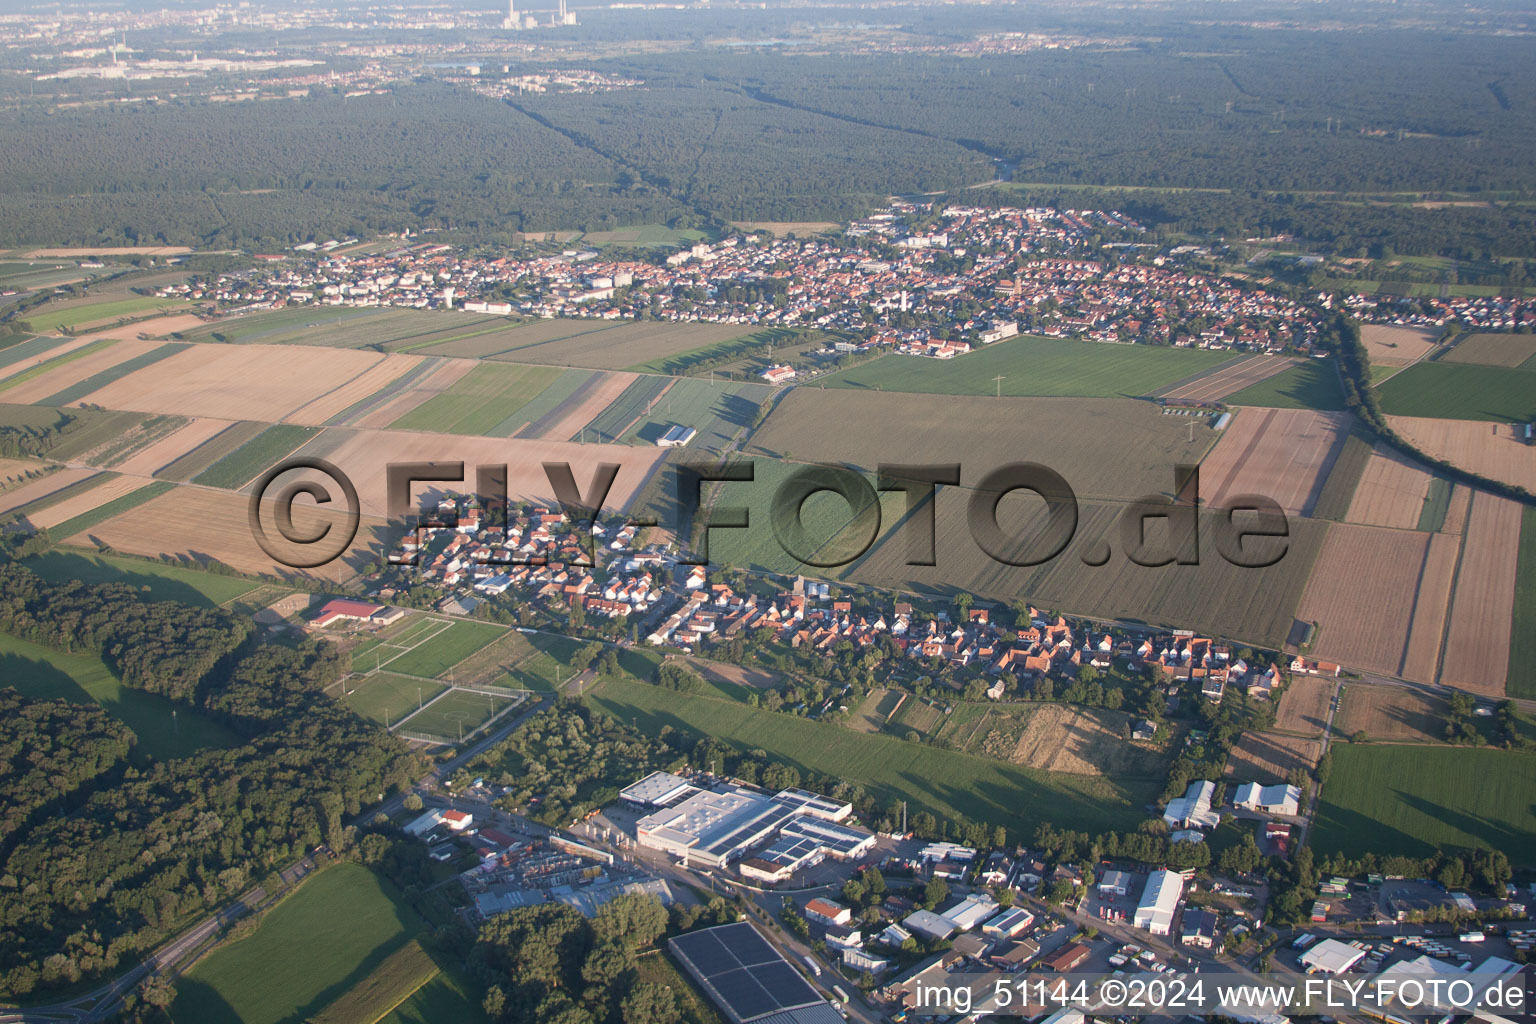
[669,922,829,1024]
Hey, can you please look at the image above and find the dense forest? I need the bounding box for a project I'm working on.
[0,567,416,998]
[2,24,1531,255]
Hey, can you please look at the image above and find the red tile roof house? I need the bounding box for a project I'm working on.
[311,598,398,628]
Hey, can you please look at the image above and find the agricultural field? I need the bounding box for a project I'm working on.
[1223,730,1322,785]
[1335,684,1450,744]
[71,485,388,579]
[24,473,155,531]
[1439,491,1522,696]
[51,479,176,541]
[0,630,240,760]
[381,620,504,679]
[1221,359,1347,411]
[389,361,562,436]
[350,359,476,429]
[1272,676,1333,736]
[1510,507,1536,699]
[36,342,189,406]
[0,456,52,493]
[75,342,397,421]
[416,317,615,360]
[1153,354,1298,403]
[304,427,665,518]
[106,417,236,477]
[153,421,266,481]
[573,375,674,442]
[1440,483,1473,535]
[67,413,190,471]
[0,338,168,404]
[489,320,753,371]
[1294,524,1456,683]
[17,294,189,333]
[171,864,423,1024]
[0,337,118,392]
[586,674,1154,837]
[1440,332,1536,368]
[1385,415,1536,492]
[0,465,99,516]
[942,703,1167,778]
[191,423,320,489]
[1377,362,1536,423]
[623,326,803,377]
[286,355,421,426]
[1307,426,1374,521]
[1199,407,1351,516]
[1344,446,1437,530]
[173,304,387,345]
[21,549,263,605]
[746,390,1214,502]
[0,335,73,374]
[615,378,772,452]
[847,688,902,733]
[1359,324,1442,366]
[819,335,1232,398]
[519,370,633,440]
[342,672,449,727]
[1312,745,1536,862]
[729,220,837,236]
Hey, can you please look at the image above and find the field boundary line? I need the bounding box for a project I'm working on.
[1430,491,1477,687]
[390,684,457,731]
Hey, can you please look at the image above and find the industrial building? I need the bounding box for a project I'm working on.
[1299,938,1367,974]
[941,892,1000,932]
[1163,779,1221,829]
[657,424,698,448]
[632,779,871,874]
[619,770,697,809]
[1233,781,1302,816]
[1133,868,1185,935]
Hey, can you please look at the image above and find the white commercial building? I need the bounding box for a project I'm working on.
[940,893,999,933]
[619,770,696,808]
[635,786,795,868]
[1299,938,1367,974]
[1133,869,1184,935]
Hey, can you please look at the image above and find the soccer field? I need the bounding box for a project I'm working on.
[381,620,504,678]
[342,672,449,727]
[396,687,520,743]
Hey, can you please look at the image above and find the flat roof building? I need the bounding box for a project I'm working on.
[636,786,795,868]
[941,892,1000,933]
[1134,868,1184,936]
[619,770,697,808]
[903,909,957,942]
[669,921,843,1024]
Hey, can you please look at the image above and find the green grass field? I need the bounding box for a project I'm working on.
[390,362,562,435]
[191,424,320,489]
[342,672,449,727]
[381,620,503,678]
[1416,476,1453,531]
[586,675,1154,837]
[348,616,452,669]
[818,335,1232,399]
[37,342,188,406]
[0,403,156,463]
[1222,359,1347,411]
[22,548,262,606]
[172,864,422,1024]
[0,630,240,760]
[1508,506,1536,700]
[177,306,505,351]
[1377,362,1536,423]
[578,224,708,247]
[1312,744,1536,862]
[20,294,189,333]
[396,687,512,742]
